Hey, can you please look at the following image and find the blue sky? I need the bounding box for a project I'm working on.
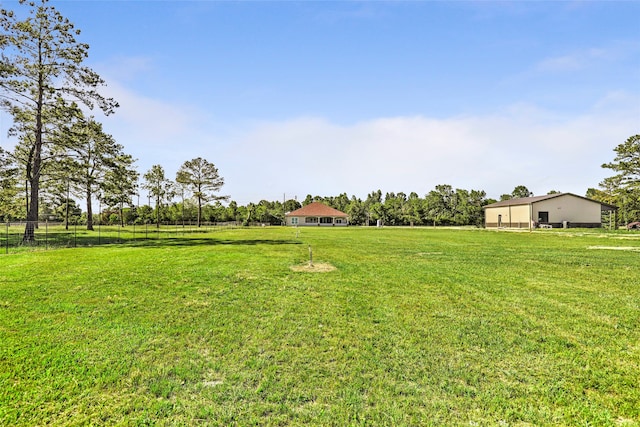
[2,1,639,204]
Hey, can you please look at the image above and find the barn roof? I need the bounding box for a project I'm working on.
[484,193,617,211]
[285,202,348,217]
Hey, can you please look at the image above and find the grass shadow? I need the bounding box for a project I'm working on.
[95,237,303,248]
[2,229,304,253]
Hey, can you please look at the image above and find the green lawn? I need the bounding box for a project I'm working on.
[1,227,639,426]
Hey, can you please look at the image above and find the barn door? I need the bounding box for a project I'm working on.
[538,211,549,223]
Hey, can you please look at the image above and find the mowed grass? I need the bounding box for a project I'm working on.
[0,227,639,426]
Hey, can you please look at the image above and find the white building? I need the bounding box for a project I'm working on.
[285,202,349,226]
[483,193,616,229]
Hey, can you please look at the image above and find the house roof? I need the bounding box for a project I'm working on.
[285,202,348,217]
[483,192,617,211]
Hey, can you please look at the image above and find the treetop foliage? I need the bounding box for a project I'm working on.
[175,157,227,227]
[592,134,640,225]
[601,134,640,189]
[0,0,117,115]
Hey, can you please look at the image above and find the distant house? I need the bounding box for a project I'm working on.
[483,193,617,229]
[285,202,349,226]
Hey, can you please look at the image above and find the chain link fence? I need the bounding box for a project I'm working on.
[1,221,241,254]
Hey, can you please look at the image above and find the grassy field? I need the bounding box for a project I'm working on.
[0,227,639,426]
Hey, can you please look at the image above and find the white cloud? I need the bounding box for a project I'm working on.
[87,68,639,204]
[93,78,221,180]
[96,56,156,83]
[217,96,639,202]
[535,42,639,73]
[537,54,584,72]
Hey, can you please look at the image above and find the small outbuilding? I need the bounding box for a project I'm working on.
[483,193,617,229]
[285,202,349,226]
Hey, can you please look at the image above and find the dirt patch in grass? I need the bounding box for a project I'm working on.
[587,246,640,251]
[202,380,224,387]
[290,262,336,273]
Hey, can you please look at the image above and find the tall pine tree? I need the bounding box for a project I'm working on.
[0,0,117,240]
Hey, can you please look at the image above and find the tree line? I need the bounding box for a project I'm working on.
[221,185,536,227]
[0,177,536,228]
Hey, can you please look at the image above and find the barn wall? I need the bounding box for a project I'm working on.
[533,195,602,227]
[484,205,531,228]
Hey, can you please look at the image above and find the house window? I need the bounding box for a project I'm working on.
[336,218,343,224]
[320,217,333,224]
[291,217,298,225]
[305,217,318,223]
